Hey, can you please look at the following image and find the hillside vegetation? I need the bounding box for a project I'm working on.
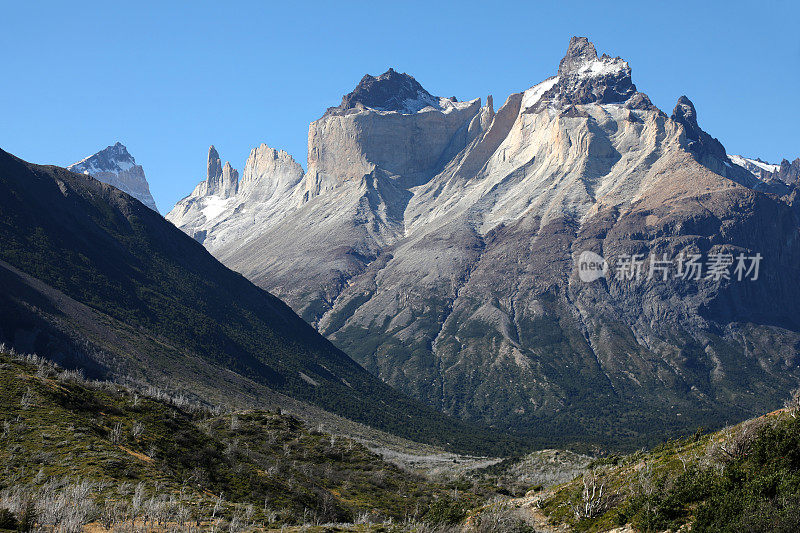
[5,343,799,532]
[469,399,800,532]
[0,348,515,531]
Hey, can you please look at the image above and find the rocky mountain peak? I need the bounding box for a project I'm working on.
[165,37,800,445]
[672,95,699,130]
[528,37,638,112]
[778,158,800,184]
[329,68,442,115]
[70,141,135,174]
[68,142,158,212]
[558,36,599,75]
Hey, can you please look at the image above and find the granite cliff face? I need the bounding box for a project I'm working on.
[69,142,159,212]
[168,37,800,447]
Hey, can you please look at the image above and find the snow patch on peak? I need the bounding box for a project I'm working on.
[576,57,627,78]
[201,196,236,221]
[375,89,441,114]
[729,154,780,174]
[329,68,469,116]
[521,77,559,111]
[70,142,136,174]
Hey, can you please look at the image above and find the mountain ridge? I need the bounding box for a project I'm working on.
[0,146,522,454]
[166,36,800,448]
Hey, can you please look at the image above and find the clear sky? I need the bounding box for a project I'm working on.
[1,0,798,213]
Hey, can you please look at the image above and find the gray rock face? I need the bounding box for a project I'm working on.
[207,145,223,185]
[303,75,481,200]
[68,142,159,212]
[774,158,800,184]
[668,97,767,189]
[168,37,800,447]
[672,96,727,161]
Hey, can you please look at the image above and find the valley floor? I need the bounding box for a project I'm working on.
[3,346,799,532]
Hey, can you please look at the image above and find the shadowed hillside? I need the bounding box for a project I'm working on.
[0,148,521,456]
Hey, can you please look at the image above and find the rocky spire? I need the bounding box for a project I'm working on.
[672,96,699,130]
[671,95,727,160]
[205,145,238,198]
[207,146,223,183]
[776,158,800,185]
[558,36,599,76]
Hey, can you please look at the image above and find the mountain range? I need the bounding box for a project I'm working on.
[166,36,800,448]
[0,146,519,454]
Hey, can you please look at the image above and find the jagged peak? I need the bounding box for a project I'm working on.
[201,145,238,198]
[558,36,599,75]
[328,68,445,115]
[247,143,304,167]
[67,142,158,212]
[672,95,699,130]
[557,36,629,80]
[671,95,732,174]
[526,36,638,112]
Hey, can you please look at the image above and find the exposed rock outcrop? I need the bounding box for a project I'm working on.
[304,69,482,199]
[771,157,800,185]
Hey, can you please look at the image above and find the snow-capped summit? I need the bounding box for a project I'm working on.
[729,155,779,175]
[70,142,135,174]
[525,35,641,113]
[69,142,159,212]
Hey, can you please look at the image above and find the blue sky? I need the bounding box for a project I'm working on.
[1,0,798,213]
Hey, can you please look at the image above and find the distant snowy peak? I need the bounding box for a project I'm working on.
[729,155,780,176]
[70,142,136,175]
[327,68,467,115]
[730,154,800,185]
[68,142,159,212]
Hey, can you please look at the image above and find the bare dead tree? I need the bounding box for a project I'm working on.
[572,470,608,519]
